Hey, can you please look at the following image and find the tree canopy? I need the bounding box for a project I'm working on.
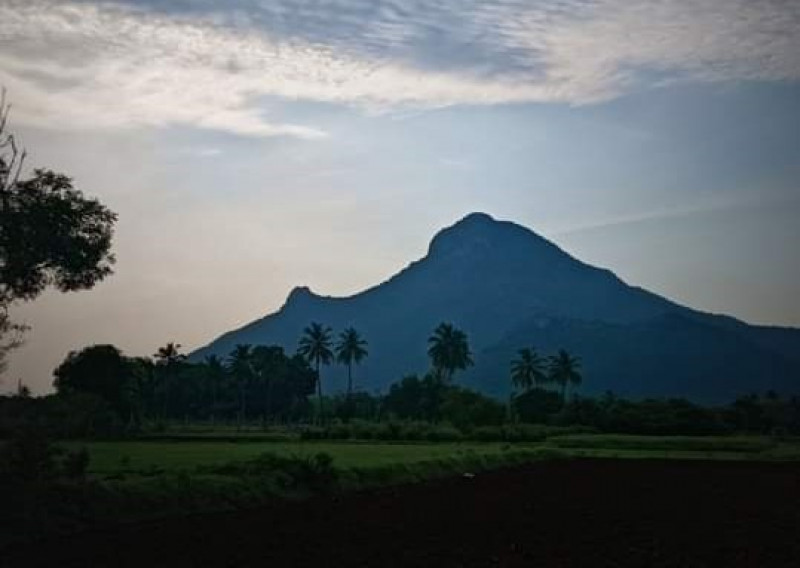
[427,322,473,382]
[0,90,116,373]
[335,327,368,397]
[298,322,334,416]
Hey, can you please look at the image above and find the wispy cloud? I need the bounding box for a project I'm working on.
[1,0,798,138]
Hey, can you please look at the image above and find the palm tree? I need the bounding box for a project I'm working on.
[548,349,582,403]
[154,342,186,419]
[427,322,473,382]
[509,347,547,421]
[227,344,253,426]
[510,347,547,392]
[335,327,369,398]
[298,322,333,421]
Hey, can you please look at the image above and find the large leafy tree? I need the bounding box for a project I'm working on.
[298,322,333,419]
[427,322,473,382]
[335,327,368,398]
[383,373,447,422]
[0,91,116,373]
[53,344,135,420]
[548,349,583,403]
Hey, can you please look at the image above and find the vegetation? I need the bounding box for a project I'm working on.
[0,90,117,375]
[298,322,334,420]
[427,322,473,382]
[335,327,368,399]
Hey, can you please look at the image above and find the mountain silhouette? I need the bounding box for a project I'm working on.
[192,212,799,402]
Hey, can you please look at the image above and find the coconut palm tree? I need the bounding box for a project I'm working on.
[427,322,473,382]
[335,327,369,398]
[509,347,547,421]
[548,349,582,403]
[510,347,547,392]
[298,322,333,420]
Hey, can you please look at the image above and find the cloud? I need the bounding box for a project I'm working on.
[0,0,798,138]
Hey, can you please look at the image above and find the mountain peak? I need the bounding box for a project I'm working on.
[427,212,552,260]
[458,212,497,225]
[286,285,316,302]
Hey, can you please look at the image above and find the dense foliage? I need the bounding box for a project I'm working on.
[0,92,116,373]
[3,320,799,440]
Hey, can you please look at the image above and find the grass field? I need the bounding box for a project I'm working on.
[68,433,800,478]
[73,441,513,475]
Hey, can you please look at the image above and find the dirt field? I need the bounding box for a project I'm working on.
[4,459,799,567]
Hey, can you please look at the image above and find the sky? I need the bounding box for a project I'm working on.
[1,0,799,394]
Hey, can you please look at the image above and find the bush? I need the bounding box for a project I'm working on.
[513,388,564,423]
[299,421,464,442]
[61,448,91,481]
[200,452,337,494]
[0,427,92,482]
[440,388,505,430]
[0,426,59,482]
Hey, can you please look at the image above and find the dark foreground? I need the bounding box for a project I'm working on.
[4,459,799,567]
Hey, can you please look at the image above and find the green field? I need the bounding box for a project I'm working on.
[69,433,800,478]
[75,441,513,475]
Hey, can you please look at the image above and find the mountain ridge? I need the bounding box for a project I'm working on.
[192,212,799,402]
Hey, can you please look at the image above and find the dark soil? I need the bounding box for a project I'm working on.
[3,459,799,567]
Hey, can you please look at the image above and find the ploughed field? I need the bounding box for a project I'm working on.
[5,458,799,567]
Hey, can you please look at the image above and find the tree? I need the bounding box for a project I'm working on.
[251,345,286,423]
[383,373,446,422]
[227,344,253,426]
[153,342,186,419]
[548,349,582,403]
[335,327,368,398]
[427,322,473,382]
[53,344,134,420]
[510,347,547,392]
[510,347,547,422]
[202,354,227,423]
[0,90,116,373]
[298,322,333,421]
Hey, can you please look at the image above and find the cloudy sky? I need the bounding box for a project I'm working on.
[2,0,799,393]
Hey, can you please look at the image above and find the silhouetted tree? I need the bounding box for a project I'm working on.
[298,323,333,421]
[510,347,547,421]
[53,344,134,420]
[202,354,227,423]
[510,347,547,392]
[154,342,186,419]
[427,323,473,382]
[251,345,286,424]
[126,356,155,426]
[0,89,116,374]
[548,349,582,402]
[335,327,368,398]
[384,373,446,422]
[227,344,253,425]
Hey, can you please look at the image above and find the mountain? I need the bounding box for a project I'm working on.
[191,212,800,402]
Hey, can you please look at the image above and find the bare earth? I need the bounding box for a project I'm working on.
[4,459,799,567]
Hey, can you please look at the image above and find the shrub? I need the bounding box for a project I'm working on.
[61,447,91,481]
[200,452,337,494]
